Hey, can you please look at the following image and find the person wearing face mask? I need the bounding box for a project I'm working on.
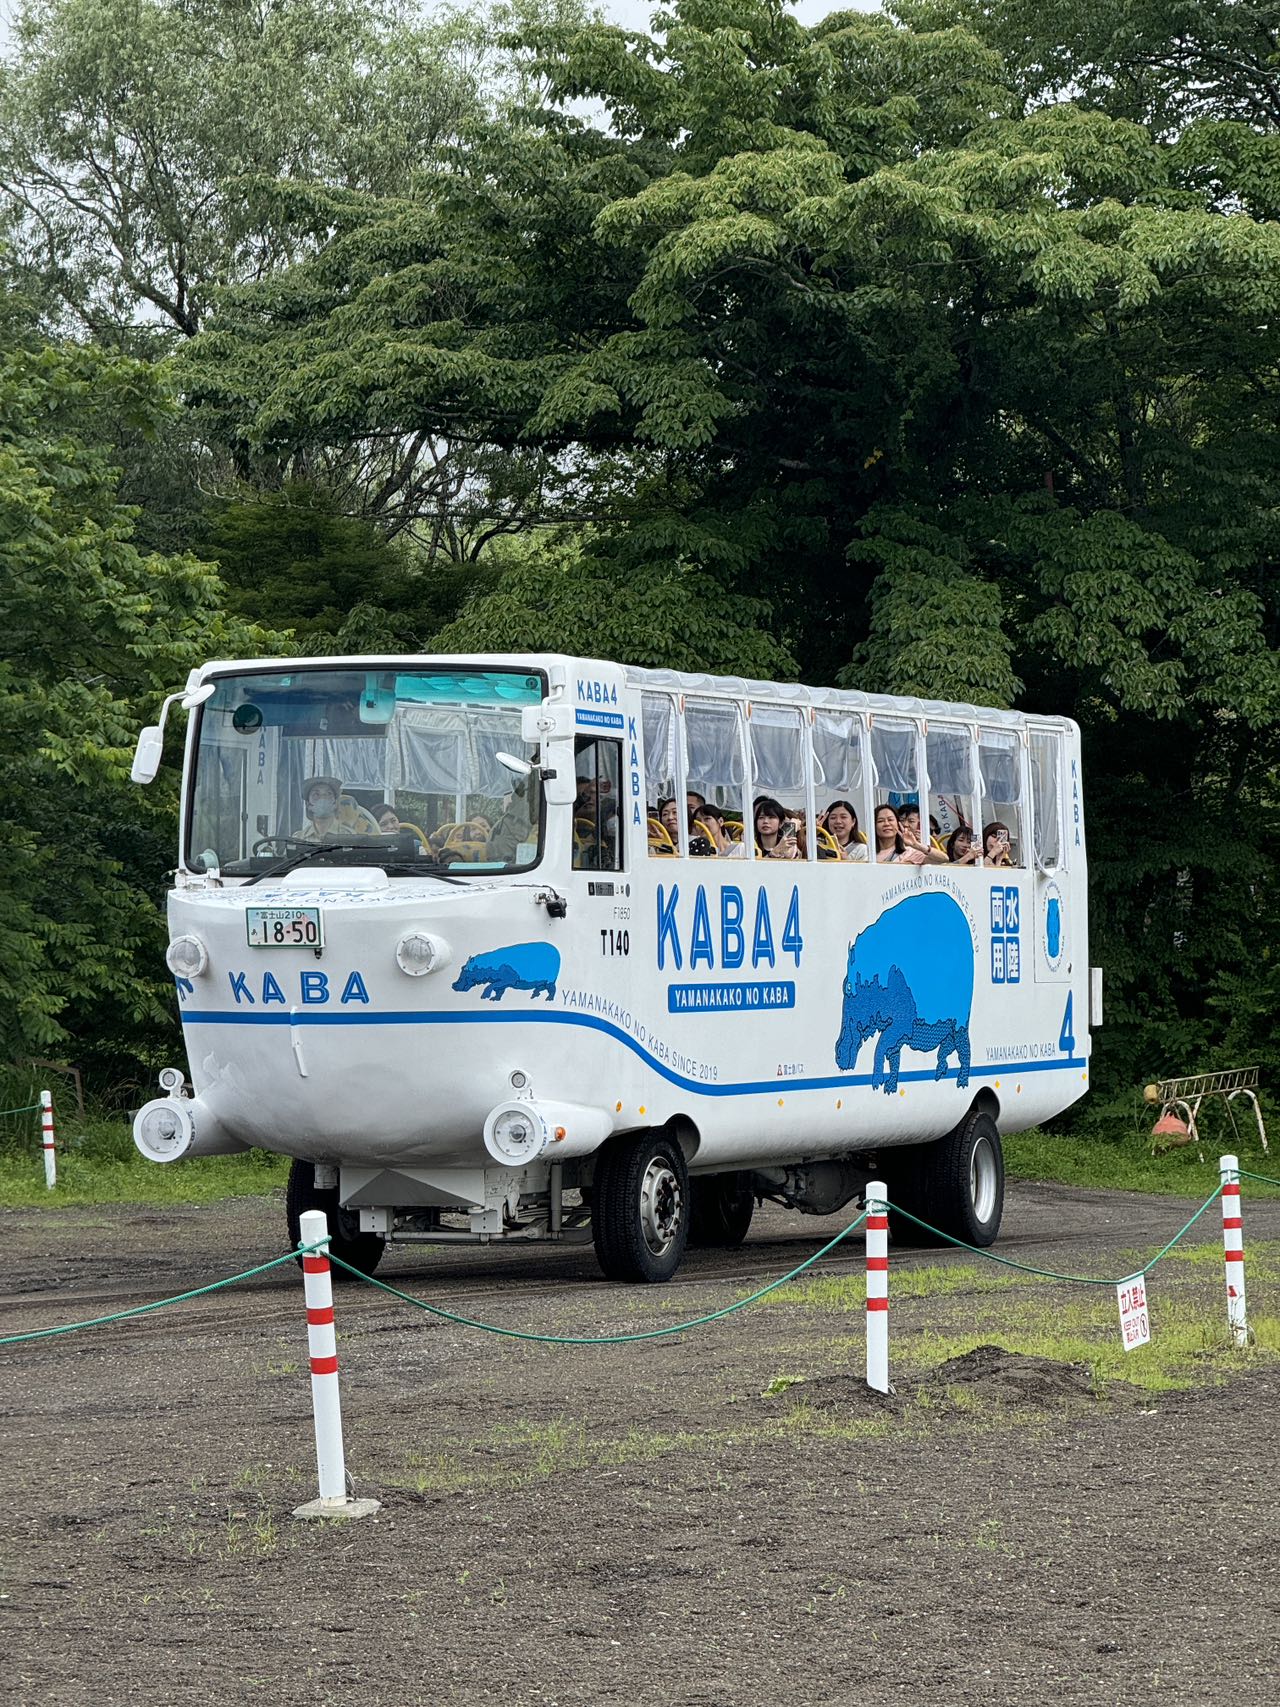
[295,776,361,843]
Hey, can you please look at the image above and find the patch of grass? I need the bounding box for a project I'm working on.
[898,1291,1280,1393]
[1005,1128,1280,1198]
[1165,1238,1280,1284]
[0,1114,288,1207]
[759,1264,1026,1311]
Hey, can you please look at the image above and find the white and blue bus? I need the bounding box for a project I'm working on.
[132,655,1099,1282]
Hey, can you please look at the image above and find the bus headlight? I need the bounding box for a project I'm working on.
[134,1097,196,1162]
[483,1101,548,1166]
[395,931,450,977]
[165,934,208,978]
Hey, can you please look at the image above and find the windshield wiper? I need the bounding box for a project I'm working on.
[242,842,470,888]
[241,842,355,888]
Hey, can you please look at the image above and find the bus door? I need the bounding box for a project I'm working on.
[1027,726,1071,987]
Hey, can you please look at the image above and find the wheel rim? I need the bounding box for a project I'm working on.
[970,1135,999,1225]
[639,1157,683,1256]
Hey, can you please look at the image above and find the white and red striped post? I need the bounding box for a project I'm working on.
[1220,1155,1248,1349]
[865,1180,890,1393]
[40,1091,56,1190]
[292,1209,380,1520]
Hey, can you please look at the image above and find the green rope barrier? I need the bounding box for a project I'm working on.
[1236,1167,1280,1189]
[0,1102,40,1118]
[325,1209,872,1344]
[884,1183,1225,1285]
[0,1244,322,1348]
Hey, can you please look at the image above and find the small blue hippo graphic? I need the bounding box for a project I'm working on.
[1046,896,1062,960]
[835,894,973,1094]
[452,942,560,1002]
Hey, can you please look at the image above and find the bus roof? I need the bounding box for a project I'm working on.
[189,654,1069,732]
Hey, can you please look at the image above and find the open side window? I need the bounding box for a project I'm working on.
[1030,728,1065,873]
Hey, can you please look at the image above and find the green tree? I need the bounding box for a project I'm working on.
[0,331,272,1076]
[0,0,480,345]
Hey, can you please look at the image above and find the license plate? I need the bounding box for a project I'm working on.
[246,907,324,949]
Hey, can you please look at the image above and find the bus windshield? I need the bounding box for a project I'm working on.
[186,666,545,877]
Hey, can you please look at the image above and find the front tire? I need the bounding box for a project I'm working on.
[884,1108,1004,1249]
[592,1130,690,1283]
[286,1159,386,1280]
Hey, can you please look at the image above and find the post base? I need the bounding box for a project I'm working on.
[292,1495,381,1522]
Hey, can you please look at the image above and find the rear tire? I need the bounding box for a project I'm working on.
[883,1108,1004,1249]
[688,1172,755,1248]
[592,1130,689,1283]
[286,1159,385,1280]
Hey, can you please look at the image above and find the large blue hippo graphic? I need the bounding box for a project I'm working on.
[452,942,560,1002]
[835,894,973,1093]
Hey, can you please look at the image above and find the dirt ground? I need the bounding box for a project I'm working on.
[2,1182,1278,1707]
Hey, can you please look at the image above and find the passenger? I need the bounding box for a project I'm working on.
[687,789,707,822]
[983,821,1015,867]
[754,797,798,860]
[576,771,617,833]
[699,802,747,859]
[295,776,360,843]
[373,802,401,834]
[874,804,926,865]
[821,800,868,862]
[574,772,618,870]
[946,824,981,866]
[898,801,948,865]
[658,797,682,846]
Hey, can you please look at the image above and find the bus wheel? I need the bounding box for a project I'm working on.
[885,1109,1004,1250]
[286,1159,386,1281]
[592,1131,689,1283]
[688,1173,755,1249]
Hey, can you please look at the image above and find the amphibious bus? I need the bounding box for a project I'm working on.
[131,655,1098,1282]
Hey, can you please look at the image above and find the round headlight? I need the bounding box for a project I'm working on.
[395,931,450,977]
[165,934,208,978]
[133,1098,194,1162]
[483,1100,549,1165]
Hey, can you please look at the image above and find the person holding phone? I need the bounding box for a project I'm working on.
[983,820,1015,867]
[753,797,798,859]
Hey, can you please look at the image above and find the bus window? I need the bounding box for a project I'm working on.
[573,737,622,871]
[685,698,747,855]
[749,704,810,859]
[1030,729,1064,871]
[978,728,1024,866]
[926,724,978,861]
[813,708,870,861]
[642,692,680,857]
[871,717,920,814]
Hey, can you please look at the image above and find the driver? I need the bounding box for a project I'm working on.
[295,776,361,843]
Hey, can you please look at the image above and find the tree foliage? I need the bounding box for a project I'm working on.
[0,332,271,1069]
[0,0,480,343]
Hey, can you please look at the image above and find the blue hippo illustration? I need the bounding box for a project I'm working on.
[1046,896,1062,960]
[835,894,973,1093]
[452,942,560,1002]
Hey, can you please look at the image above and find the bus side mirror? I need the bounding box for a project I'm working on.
[131,726,164,785]
[131,681,214,785]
